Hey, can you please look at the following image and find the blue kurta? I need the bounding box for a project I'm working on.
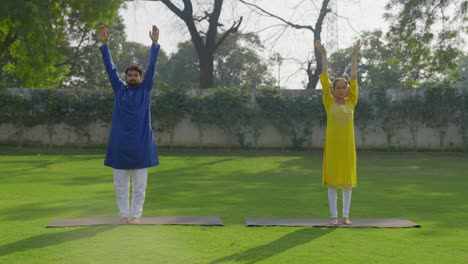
[100,43,160,170]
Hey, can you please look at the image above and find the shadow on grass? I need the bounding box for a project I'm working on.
[210,227,333,264]
[0,194,116,221]
[0,226,115,257]
[0,146,105,156]
[2,149,468,229]
[0,156,102,178]
[59,174,112,186]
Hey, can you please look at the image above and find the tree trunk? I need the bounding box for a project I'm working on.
[197,125,204,150]
[199,55,214,88]
[410,126,418,152]
[439,128,447,152]
[359,127,366,152]
[306,59,321,90]
[170,132,174,150]
[46,123,55,149]
[158,0,242,89]
[16,125,25,148]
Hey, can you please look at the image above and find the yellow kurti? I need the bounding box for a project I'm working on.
[320,73,358,187]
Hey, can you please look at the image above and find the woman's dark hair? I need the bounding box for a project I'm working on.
[125,64,143,76]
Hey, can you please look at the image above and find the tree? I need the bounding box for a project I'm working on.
[0,91,36,147]
[328,30,403,89]
[159,41,200,89]
[459,89,468,151]
[400,92,425,151]
[354,97,375,150]
[328,47,353,81]
[454,54,468,90]
[214,33,274,87]
[153,86,188,150]
[256,88,292,150]
[209,87,250,149]
[384,0,466,88]
[63,90,98,147]
[0,0,121,88]
[64,16,169,90]
[356,30,403,89]
[63,17,127,89]
[187,95,212,149]
[37,90,64,148]
[140,0,243,88]
[239,0,332,89]
[161,33,274,89]
[370,89,403,151]
[288,95,321,150]
[424,87,462,151]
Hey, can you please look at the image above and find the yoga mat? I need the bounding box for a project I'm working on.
[244,217,420,228]
[47,216,224,227]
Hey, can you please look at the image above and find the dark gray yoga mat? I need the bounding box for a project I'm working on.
[244,218,420,228]
[47,216,224,227]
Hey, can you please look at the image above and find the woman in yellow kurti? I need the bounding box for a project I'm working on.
[315,39,361,226]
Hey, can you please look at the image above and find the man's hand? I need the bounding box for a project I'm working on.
[149,25,159,44]
[98,24,109,45]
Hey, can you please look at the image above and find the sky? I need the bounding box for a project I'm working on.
[119,0,390,89]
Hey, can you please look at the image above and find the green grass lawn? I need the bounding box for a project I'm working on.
[0,147,467,263]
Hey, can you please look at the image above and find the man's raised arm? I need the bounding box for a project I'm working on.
[98,24,124,91]
[143,25,160,90]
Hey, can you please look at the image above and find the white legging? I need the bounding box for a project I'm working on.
[113,168,148,218]
[328,187,352,218]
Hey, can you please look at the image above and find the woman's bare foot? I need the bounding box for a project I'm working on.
[329,218,339,226]
[342,218,352,225]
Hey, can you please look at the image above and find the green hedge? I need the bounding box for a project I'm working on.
[0,86,467,151]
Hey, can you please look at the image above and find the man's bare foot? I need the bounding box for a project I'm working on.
[119,217,128,224]
[342,218,352,225]
[329,218,339,226]
[129,217,141,224]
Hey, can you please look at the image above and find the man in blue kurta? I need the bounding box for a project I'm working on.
[98,24,160,224]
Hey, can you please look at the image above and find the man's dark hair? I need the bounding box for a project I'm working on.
[125,64,143,76]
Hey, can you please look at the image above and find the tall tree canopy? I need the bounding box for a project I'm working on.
[384,0,467,88]
[0,0,121,88]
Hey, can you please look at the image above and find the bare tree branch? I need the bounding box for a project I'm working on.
[160,0,205,53]
[214,16,243,51]
[239,0,315,32]
[159,0,185,18]
[248,23,289,34]
[206,0,224,50]
[239,0,331,89]
[194,11,211,22]
[56,27,92,68]
[332,13,362,36]
[0,28,18,59]
[143,0,243,88]
[262,24,289,43]
[308,0,321,12]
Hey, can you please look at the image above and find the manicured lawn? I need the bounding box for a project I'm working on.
[0,147,467,263]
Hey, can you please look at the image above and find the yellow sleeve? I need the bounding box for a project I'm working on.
[347,78,358,108]
[320,73,333,110]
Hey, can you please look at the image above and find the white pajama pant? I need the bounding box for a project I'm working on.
[113,168,148,218]
[328,187,352,218]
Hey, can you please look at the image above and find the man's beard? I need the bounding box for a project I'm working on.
[128,80,139,87]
